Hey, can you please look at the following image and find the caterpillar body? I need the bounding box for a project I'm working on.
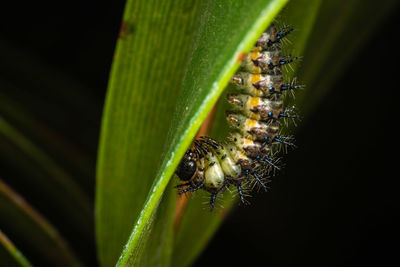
[175,24,300,211]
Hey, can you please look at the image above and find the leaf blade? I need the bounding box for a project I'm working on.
[0,117,93,238]
[0,230,32,267]
[0,179,82,266]
[95,1,202,266]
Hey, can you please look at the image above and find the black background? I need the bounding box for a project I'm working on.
[1,1,399,266]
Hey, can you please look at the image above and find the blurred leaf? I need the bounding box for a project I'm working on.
[0,179,82,266]
[0,39,101,154]
[0,90,94,193]
[298,0,398,116]
[0,40,102,161]
[0,230,32,267]
[0,117,93,241]
[1,41,98,263]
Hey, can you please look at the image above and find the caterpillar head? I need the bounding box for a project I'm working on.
[176,150,197,181]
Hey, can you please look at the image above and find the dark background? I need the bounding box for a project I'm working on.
[1,1,399,266]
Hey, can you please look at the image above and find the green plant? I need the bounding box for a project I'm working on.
[0,0,397,266]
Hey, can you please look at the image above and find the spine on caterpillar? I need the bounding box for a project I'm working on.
[175,24,299,211]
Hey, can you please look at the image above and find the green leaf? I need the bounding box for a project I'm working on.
[95,1,202,266]
[0,179,82,266]
[123,183,176,267]
[0,230,32,267]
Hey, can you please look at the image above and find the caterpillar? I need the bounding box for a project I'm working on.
[175,24,300,211]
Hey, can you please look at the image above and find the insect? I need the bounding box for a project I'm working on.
[176,24,300,211]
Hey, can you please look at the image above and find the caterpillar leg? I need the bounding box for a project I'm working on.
[237,183,246,204]
[279,112,297,119]
[210,193,217,212]
[178,182,205,194]
[244,169,251,183]
[281,83,303,92]
[276,25,293,40]
[273,135,296,148]
[279,55,298,66]
[191,183,204,192]
[260,155,281,171]
[252,172,267,191]
[178,186,193,195]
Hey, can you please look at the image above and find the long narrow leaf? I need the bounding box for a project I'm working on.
[0,117,92,238]
[0,230,32,267]
[0,180,82,266]
[95,1,202,266]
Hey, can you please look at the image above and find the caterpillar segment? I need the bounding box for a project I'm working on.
[176,137,271,211]
[227,93,284,121]
[254,24,293,51]
[175,24,300,210]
